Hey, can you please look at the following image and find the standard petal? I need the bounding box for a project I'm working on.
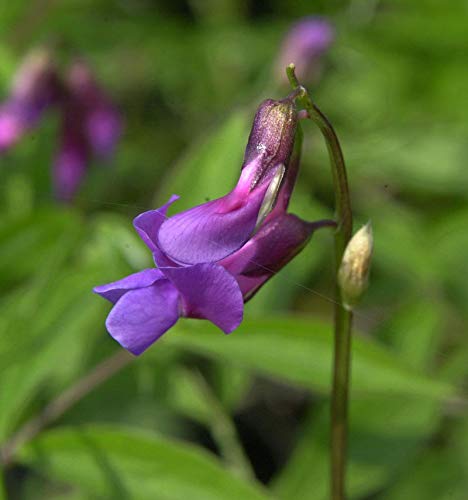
[93,268,164,304]
[133,195,180,254]
[105,280,180,355]
[157,183,268,265]
[163,263,244,333]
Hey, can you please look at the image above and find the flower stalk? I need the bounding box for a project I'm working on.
[286,64,353,500]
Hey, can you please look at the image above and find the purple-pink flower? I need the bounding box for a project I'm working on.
[0,50,121,201]
[94,95,334,355]
[277,17,334,84]
[54,61,122,201]
[0,49,61,151]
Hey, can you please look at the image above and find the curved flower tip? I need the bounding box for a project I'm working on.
[157,97,298,265]
[133,195,180,254]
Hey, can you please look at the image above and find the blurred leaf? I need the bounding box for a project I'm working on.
[84,213,152,273]
[3,173,34,218]
[379,298,444,370]
[381,414,468,500]
[166,367,213,425]
[164,316,453,399]
[0,210,147,441]
[0,208,83,288]
[154,109,249,211]
[0,267,106,441]
[18,425,269,500]
[274,396,439,500]
[381,449,467,500]
[214,363,251,411]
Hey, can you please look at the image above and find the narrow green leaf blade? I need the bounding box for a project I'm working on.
[165,316,453,400]
[18,425,269,500]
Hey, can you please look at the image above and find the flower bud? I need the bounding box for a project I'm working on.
[276,17,334,84]
[242,97,297,190]
[338,222,373,310]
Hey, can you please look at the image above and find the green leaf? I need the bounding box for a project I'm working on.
[0,267,107,441]
[166,367,213,425]
[381,434,468,500]
[273,396,439,500]
[18,425,269,500]
[153,109,249,211]
[164,316,453,400]
[379,298,444,370]
[0,208,83,288]
[380,409,468,500]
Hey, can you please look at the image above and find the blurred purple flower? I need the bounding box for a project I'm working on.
[54,60,122,201]
[66,60,122,158]
[0,49,61,151]
[277,17,334,84]
[53,89,90,202]
[94,96,334,355]
[0,50,122,201]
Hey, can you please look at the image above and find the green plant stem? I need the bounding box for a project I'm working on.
[287,64,354,500]
[0,350,133,466]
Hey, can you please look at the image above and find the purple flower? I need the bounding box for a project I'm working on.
[94,95,334,355]
[157,97,298,265]
[94,195,244,355]
[65,61,122,158]
[0,49,61,151]
[53,93,90,202]
[0,51,121,201]
[277,17,334,83]
[53,60,122,201]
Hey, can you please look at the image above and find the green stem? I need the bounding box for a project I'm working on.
[287,64,354,500]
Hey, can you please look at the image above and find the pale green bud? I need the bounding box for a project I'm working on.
[338,222,373,311]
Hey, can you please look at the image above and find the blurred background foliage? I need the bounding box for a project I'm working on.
[1,0,468,498]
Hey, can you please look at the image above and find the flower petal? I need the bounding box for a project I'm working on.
[93,268,164,304]
[163,263,244,333]
[105,280,180,355]
[221,214,335,300]
[157,182,268,265]
[133,195,179,255]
